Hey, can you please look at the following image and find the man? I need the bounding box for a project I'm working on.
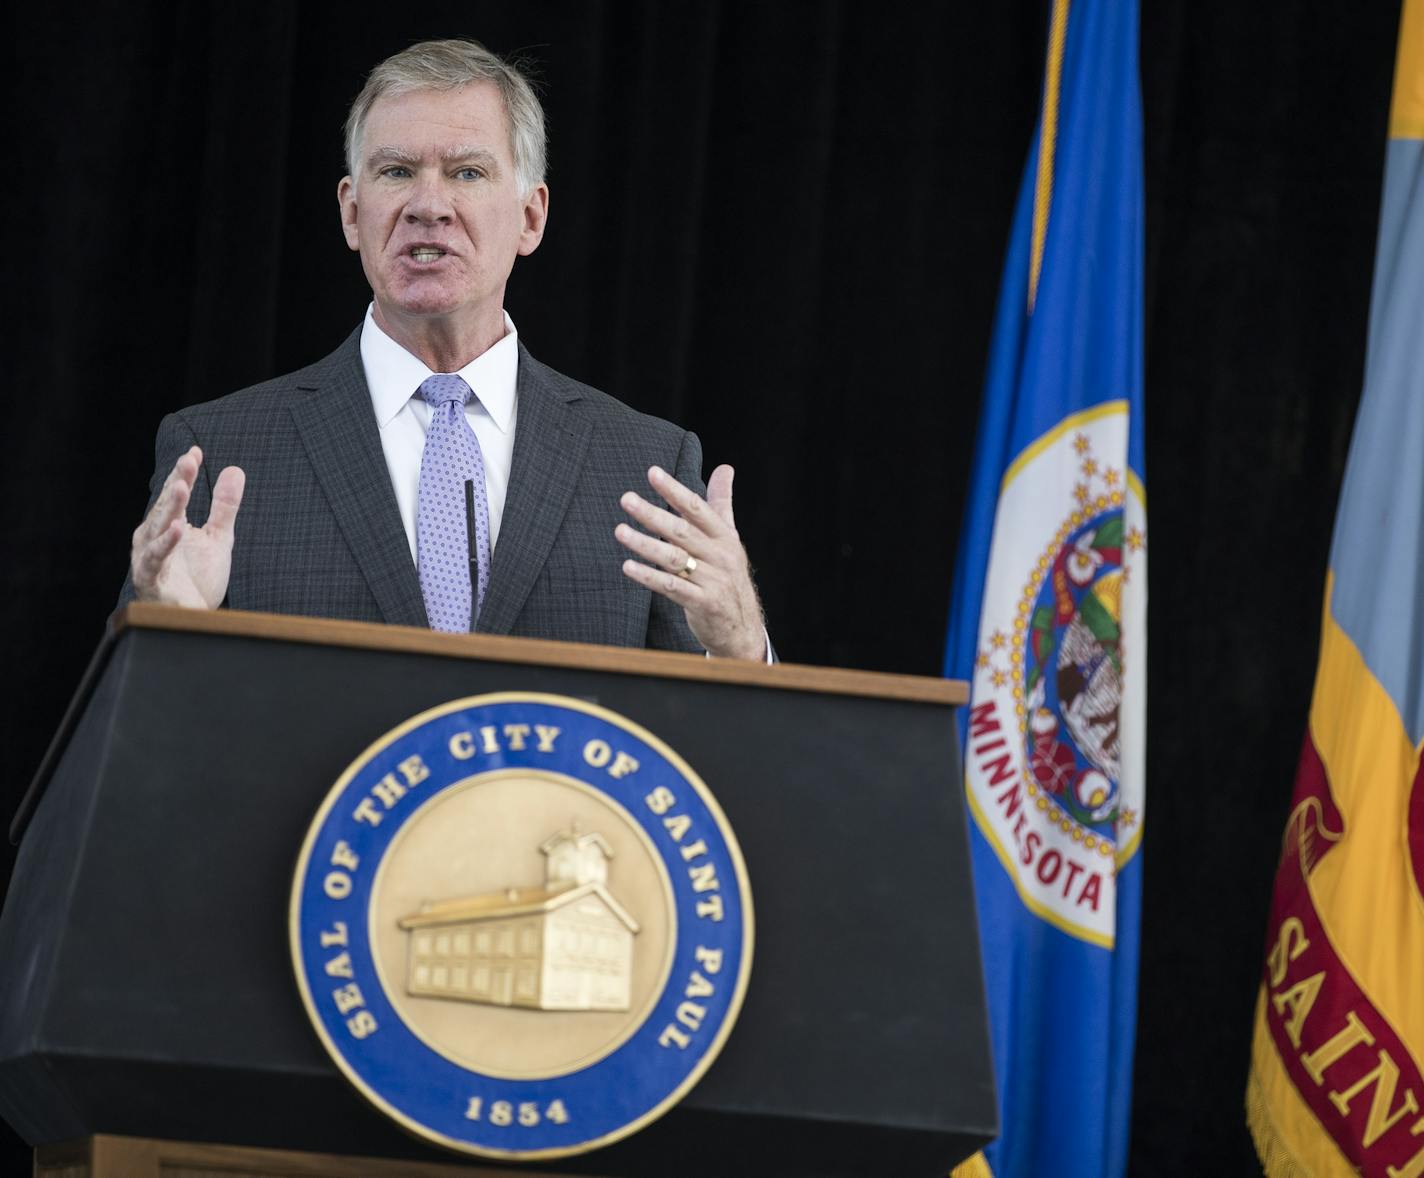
[125,39,768,661]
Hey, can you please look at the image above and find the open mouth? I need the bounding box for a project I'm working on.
[408,247,448,263]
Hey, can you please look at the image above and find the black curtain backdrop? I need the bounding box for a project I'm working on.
[0,2,1404,1173]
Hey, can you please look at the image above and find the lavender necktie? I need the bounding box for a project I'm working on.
[417,374,491,632]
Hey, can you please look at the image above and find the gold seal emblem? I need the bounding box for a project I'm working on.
[290,692,753,1159]
[370,770,676,1079]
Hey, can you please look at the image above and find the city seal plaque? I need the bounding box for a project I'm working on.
[289,692,753,1160]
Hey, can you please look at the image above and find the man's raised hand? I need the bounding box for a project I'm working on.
[615,464,766,661]
[130,445,246,609]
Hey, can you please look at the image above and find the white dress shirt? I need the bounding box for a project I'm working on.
[360,305,519,563]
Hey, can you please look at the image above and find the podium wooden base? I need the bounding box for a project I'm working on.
[35,1135,578,1178]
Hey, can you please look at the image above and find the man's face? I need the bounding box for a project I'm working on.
[338,82,548,335]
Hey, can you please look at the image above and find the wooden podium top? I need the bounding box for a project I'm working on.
[114,603,969,706]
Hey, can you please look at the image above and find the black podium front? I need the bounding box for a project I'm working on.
[0,606,993,1176]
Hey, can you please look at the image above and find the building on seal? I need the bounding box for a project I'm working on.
[398,826,640,1012]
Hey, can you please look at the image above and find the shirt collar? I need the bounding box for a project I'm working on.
[360,306,519,433]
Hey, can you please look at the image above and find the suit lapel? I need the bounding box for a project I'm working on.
[478,346,592,635]
[288,330,428,627]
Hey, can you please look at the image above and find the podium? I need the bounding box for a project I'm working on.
[0,606,994,1176]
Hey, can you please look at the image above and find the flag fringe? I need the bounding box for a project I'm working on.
[1245,1067,1314,1178]
[949,1150,994,1178]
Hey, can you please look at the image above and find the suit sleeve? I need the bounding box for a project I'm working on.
[641,429,710,654]
[116,412,212,608]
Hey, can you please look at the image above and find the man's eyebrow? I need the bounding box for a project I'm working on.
[365,146,421,169]
[440,146,501,169]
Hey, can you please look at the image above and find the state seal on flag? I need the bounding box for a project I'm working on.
[289,693,753,1160]
[965,404,1147,946]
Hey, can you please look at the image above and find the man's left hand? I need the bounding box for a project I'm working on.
[616,464,767,661]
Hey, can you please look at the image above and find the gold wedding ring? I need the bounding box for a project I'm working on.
[678,555,698,577]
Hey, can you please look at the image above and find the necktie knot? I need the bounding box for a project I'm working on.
[419,373,474,409]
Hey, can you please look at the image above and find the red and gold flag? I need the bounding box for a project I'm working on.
[1247,3,1424,1174]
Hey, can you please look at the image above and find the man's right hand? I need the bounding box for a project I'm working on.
[130,445,246,608]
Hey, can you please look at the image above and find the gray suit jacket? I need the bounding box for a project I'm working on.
[122,328,705,652]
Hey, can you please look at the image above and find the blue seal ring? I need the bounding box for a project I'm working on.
[290,693,754,1160]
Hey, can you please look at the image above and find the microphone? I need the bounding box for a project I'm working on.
[464,479,478,609]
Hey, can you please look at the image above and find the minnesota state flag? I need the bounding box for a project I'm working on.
[1246,3,1424,1175]
[943,0,1145,1173]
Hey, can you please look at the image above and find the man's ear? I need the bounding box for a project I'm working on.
[338,176,360,251]
[517,183,550,256]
